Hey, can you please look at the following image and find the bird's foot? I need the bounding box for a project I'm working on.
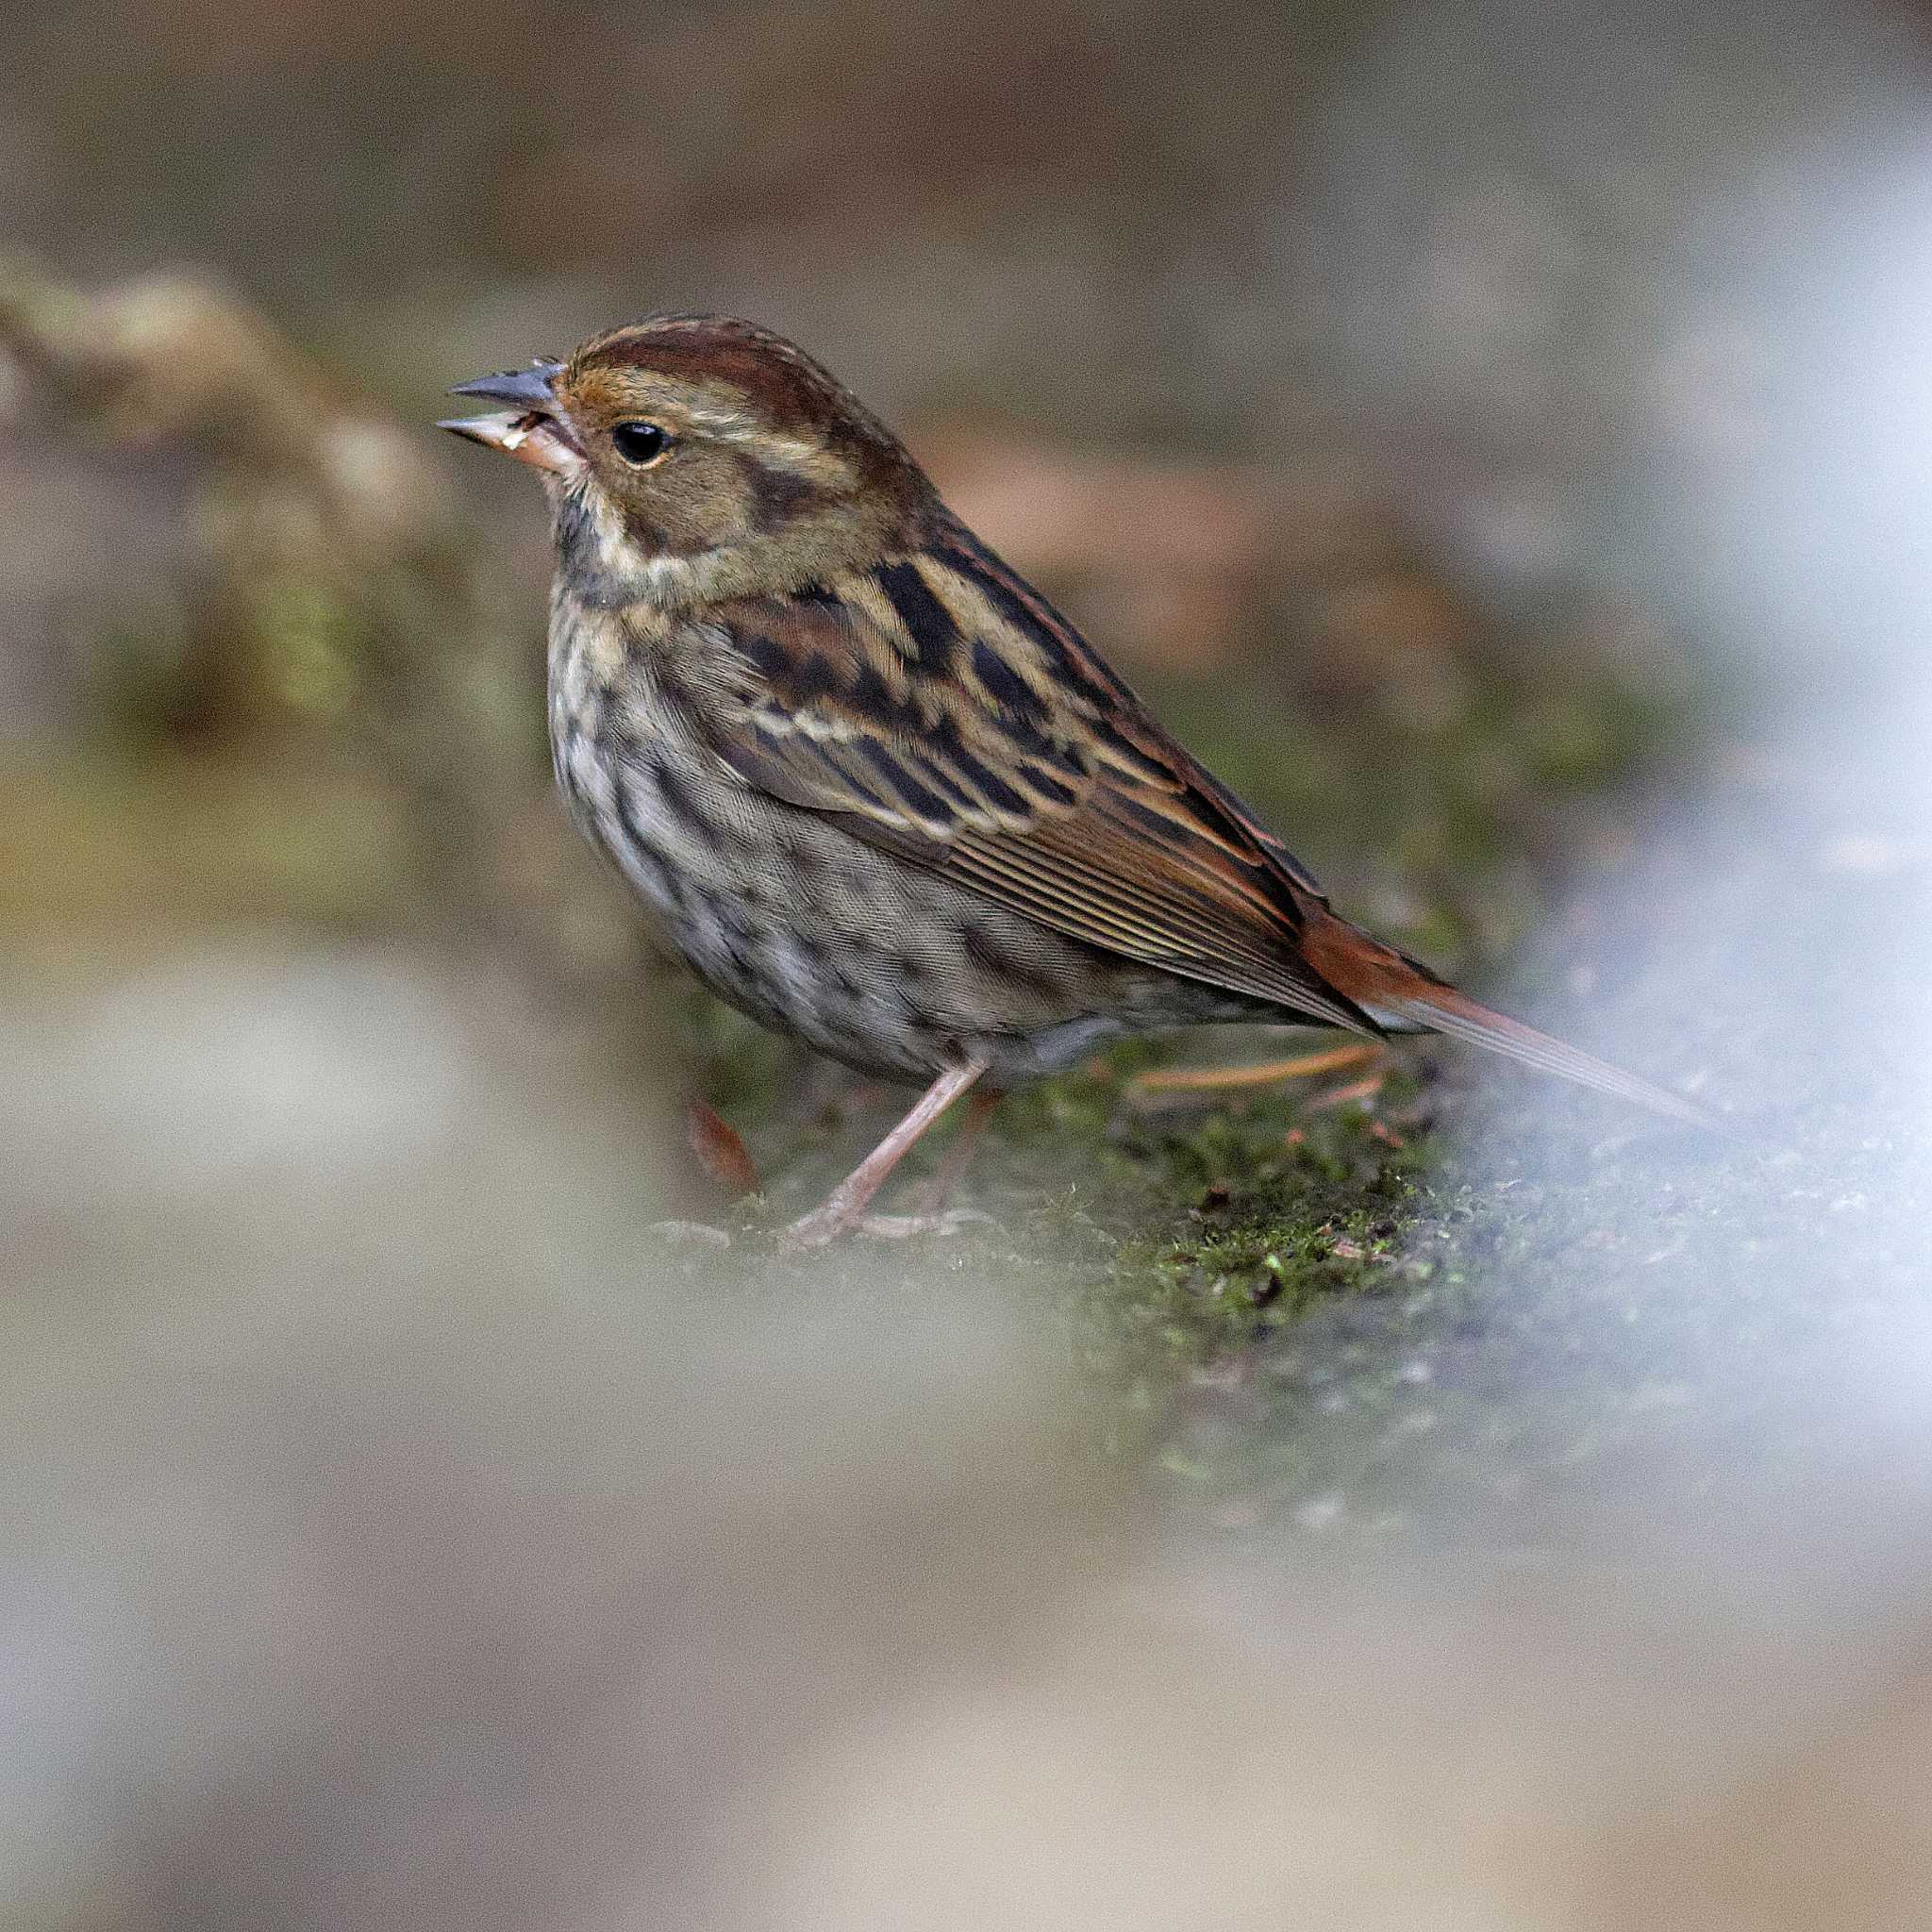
[856,1208,999,1240]
[779,1059,991,1247]
[780,1199,861,1248]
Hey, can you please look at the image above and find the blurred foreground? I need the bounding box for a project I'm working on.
[8,1,1932,1926]
[8,841,1932,1929]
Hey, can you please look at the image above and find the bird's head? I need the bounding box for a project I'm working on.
[441,314,938,606]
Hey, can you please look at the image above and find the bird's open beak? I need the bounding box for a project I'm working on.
[438,358,583,475]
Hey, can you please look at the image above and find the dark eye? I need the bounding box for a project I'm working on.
[611,421,673,466]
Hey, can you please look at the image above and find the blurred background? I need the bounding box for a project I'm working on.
[7,2,1932,1925]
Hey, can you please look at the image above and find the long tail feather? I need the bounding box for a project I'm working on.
[1299,908,1719,1131]
[1374,984,1718,1130]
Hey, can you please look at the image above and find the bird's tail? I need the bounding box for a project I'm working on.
[1299,907,1717,1131]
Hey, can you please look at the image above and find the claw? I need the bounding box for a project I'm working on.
[855,1208,999,1240]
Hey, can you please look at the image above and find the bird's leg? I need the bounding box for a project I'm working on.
[856,1084,1004,1237]
[911,1084,1001,1216]
[784,1057,991,1246]
[1128,1041,1383,1102]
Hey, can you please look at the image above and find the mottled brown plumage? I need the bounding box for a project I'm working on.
[442,314,1709,1241]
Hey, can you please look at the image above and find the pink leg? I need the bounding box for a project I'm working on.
[784,1058,991,1246]
[911,1084,1001,1216]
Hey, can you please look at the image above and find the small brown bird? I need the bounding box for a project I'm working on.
[442,316,1707,1241]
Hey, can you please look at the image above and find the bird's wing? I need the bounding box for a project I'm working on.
[692,523,1375,1031]
[690,524,1719,1128]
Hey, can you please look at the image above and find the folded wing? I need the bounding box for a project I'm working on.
[695,521,1375,1031]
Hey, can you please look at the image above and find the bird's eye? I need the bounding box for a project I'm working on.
[611,421,673,466]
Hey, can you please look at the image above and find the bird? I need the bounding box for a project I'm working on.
[441,314,1710,1242]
